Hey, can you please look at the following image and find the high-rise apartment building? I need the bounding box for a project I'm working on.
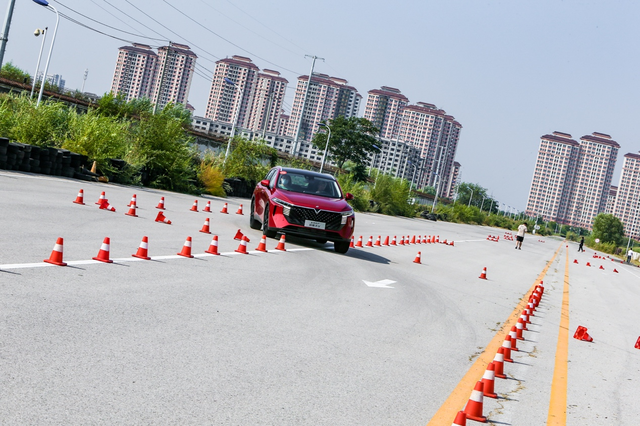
[525,132,619,230]
[246,69,288,135]
[613,153,640,237]
[605,185,618,215]
[363,86,408,139]
[110,43,158,102]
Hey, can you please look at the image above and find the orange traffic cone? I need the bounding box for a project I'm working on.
[203,201,212,212]
[413,252,422,264]
[365,236,373,247]
[205,235,221,255]
[410,235,416,244]
[463,381,487,423]
[127,194,137,207]
[349,236,355,248]
[234,229,244,241]
[235,236,249,254]
[599,265,604,270]
[382,236,389,246]
[449,241,455,247]
[190,200,199,212]
[155,211,172,224]
[95,191,106,205]
[99,199,116,212]
[44,237,67,266]
[177,236,194,258]
[479,267,487,280]
[422,236,427,244]
[574,259,578,264]
[355,236,363,247]
[200,217,211,234]
[220,202,229,214]
[502,335,513,362]
[452,411,467,426]
[92,237,113,263]
[573,325,593,342]
[493,347,507,379]
[132,236,151,260]
[635,337,640,349]
[236,204,244,215]
[156,196,165,210]
[73,189,85,205]
[586,262,591,267]
[275,234,286,251]
[481,362,497,398]
[509,326,519,351]
[399,236,405,246]
[516,318,525,340]
[614,269,619,273]
[125,205,138,217]
[256,236,268,252]
[391,236,397,246]
[374,236,381,247]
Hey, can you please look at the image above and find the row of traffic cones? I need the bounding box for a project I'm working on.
[577,259,619,272]
[351,235,453,248]
[43,233,289,265]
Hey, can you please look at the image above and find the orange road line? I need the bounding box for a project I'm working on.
[426,242,564,426]
[547,248,570,424]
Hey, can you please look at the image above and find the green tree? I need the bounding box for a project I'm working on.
[455,182,497,212]
[370,173,415,216]
[222,136,278,184]
[0,62,30,83]
[311,116,379,169]
[591,213,624,246]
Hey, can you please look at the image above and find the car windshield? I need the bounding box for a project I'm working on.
[277,173,341,198]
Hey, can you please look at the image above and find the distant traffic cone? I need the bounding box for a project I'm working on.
[90,160,97,174]
[349,236,355,248]
[410,235,416,244]
[132,236,151,260]
[127,194,137,207]
[492,347,506,379]
[586,262,591,267]
[199,217,211,234]
[355,236,363,247]
[462,381,487,423]
[413,251,422,264]
[509,326,519,351]
[44,237,67,266]
[449,241,455,246]
[382,236,389,246]
[436,236,440,243]
[235,236,249,254]
[365,236,373,247]
[399,236,405,246]
[73,189,85,205]
[442,239,448,245]
[92,237,113,263]
[574,259,578,264]
[255,236,268,252]
[190,200,199,212]
[205,235,220,255]
[374,236,381,247]
[502,335,513,362]
[99,199,116,212]
[422,236,427,244]
[613,268,619,273]
[481,362,497,398]
[177,236,194,258]
[451,411,467,426]
[234,229,244,241]
[479,267,487,280]
[203,201,212,212]
[95,191,106,205]
[220,202,229,214]
[236,204,244,215]
[125,205,138,217]
[391,236,397,246]
[599,265,604,270]
[156,196,165,210]
[275,234,286,251]
[154,211,172,224]
[635,337,640,349]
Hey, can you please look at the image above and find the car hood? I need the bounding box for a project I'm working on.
[273,190,352,212]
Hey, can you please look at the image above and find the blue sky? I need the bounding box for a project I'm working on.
[3,0,638,211]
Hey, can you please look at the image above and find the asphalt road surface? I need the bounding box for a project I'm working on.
[1,170,639,425]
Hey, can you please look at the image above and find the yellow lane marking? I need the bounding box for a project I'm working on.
[547,248,570,424]
[426,242,564,426]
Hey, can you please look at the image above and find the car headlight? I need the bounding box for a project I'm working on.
[273,197,293,216]
[341,209,354,225]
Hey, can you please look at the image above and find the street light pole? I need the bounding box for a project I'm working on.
[222,77,247,166]
[467,188,474,208]
[33,0,59,107]
[318,122,331,174]
[30,27,47,98]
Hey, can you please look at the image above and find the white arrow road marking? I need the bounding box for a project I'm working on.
[363,279,397,288]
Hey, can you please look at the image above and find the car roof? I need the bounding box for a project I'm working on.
[279,167,336,180]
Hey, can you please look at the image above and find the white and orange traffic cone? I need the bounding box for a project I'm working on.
[481,362,498,399]
[44,237,67,266]
[190,200,199,212]
[95,191,106,205]
[399,236,405,246]
[132,236,151,260]
[451,411,467,426]
[502,335,514,362]
[92,237,113,263]
[516,318,525,340]
[203,201,212,212]
[374,236,381,247]
[177,236,194,258]
[275,234,286,251]
[391,236,397,246]
[349,236,355,248]
[479,267,487,280]
[155,211,172,224]
[422,236,427,244]
[365,236,373,247]
[156,196,165,210]
[509,326,519,351]
[493,347,507,379]
[127,194,137,207]
[220,202,229,214]
[99,199,116,212]
[413,252,422,264]
[255,236,268,252]
[236,204,244,215]
[235,236,249,254]
[234,229,244,241]
[355,236,363,248]
[125,205,138,217]
[200,217,211,234]
[205,235,220,255]
[463,381,487,423]
[73,189,85,205]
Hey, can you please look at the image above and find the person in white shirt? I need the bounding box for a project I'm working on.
[516,222,528,250]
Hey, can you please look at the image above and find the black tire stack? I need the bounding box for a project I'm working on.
[0,137,8,169]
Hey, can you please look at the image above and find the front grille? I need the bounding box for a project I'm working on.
[287,206,343,231]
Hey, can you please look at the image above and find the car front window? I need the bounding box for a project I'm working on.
[276,173,341,198]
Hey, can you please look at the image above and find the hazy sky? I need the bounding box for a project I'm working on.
[2,0,639,210]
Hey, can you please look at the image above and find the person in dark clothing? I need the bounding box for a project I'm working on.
[578,237,585,252]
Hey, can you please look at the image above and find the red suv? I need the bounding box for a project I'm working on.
[250,167,356,253]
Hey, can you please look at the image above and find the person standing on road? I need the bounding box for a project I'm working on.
[515,222,528,250]
[578,236,585,252]
[627,249,634,264]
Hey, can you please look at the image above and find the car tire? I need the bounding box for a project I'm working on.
[334,241,349,254]
[263,204,277,238]
[249,198,261,230]
[316,239,328,244]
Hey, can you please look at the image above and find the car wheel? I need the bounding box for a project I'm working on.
[334,241,349,254]
[316,239,328,244]
[249,198,261,230]
[263,204,277,238]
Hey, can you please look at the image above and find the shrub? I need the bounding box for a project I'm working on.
[335,173,369,212]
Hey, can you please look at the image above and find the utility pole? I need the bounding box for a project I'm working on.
[81,68,88,93]
[0,0,17,69]
[291,54,324,156]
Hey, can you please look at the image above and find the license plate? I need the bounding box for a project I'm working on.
[304,220,326,230]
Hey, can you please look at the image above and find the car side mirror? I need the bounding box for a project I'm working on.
[345,193,354,201]
[260,179,270,188]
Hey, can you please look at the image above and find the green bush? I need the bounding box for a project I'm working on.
[335,173,369,212]
[369,173,415,217]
